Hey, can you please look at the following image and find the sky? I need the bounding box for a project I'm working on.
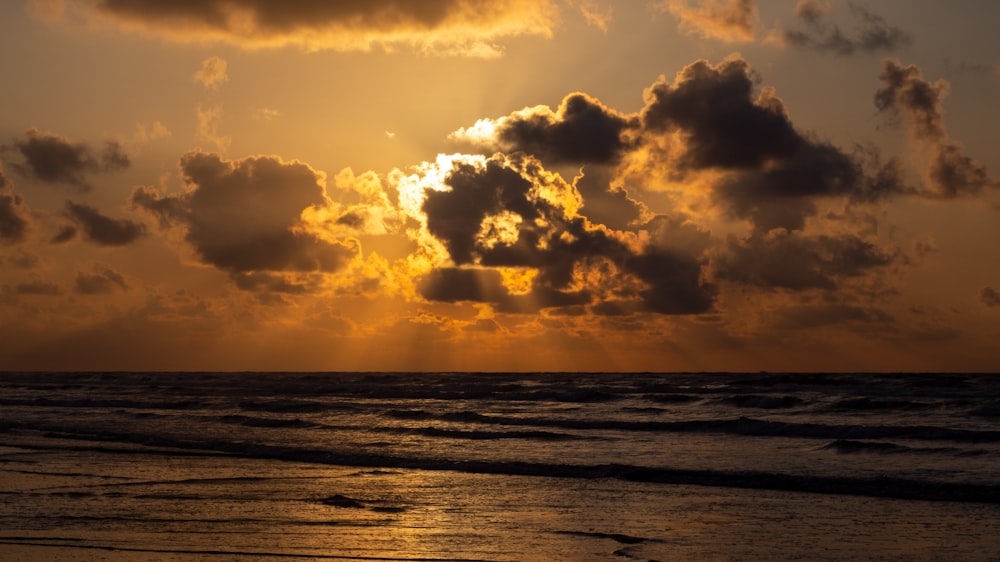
[0,0,998,372]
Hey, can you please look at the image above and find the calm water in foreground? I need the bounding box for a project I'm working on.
[1,371,999,560]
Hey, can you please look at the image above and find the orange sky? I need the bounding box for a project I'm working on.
[1,0,998,372]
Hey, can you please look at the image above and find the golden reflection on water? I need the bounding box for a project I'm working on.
[2,445,1000,561]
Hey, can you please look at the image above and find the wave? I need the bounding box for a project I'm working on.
[382,410,1000,444]
[392,426,581,441]
[820,440,991,457]
[218,415,317,429]
[827,398,941,412]
[715,395,805,409]
[642,394,700,404]
[238,400,343,414]
[0,538,495,561]
[0,397,205,411]
[10,430,1000,504]
[971,401,1000,417]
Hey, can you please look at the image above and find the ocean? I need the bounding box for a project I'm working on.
[1,371,999,561]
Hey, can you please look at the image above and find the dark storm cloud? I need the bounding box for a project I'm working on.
[640,56,905,230]
[10,129,129,191]
[418,153,716,315]
[492,93,637,164]
[779,1,909,56]
[64,201,146,246]
[131,151,354,277]
[75,265,129,295]
[716,231,895,290]
[72,0,556,56]
[0,169,31,244]
[875,60,993,197]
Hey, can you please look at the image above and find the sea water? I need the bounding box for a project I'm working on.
[1,372,999,560]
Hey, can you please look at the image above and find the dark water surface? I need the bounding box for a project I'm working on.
[2,372,999,560]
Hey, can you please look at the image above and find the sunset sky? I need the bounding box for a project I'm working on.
[1,0,997,372]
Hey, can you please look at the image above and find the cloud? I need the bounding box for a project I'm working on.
[14,280,63,296]
[194,56,229,90]
[57,0,558,57]
[982,287,1000,308]
[774,1,909,56]
[571,166,646,231]
[453,55,907,236]
[766,302,892,330]
[131,151,356,279]
[876,60,994,197]
[62,201,146,246]
[0,168,32,245]
[9,129,129,191]
[638,56,904,231]
[716,230,895,290]
[196,104,231,152]
[27,0,66,22]
[230,271,319,295]
[253,107,281,121]
[451,93,636,165]
[75,265,129,295]
[657,0,758,43]
[132,120,172,145]
[433,56,925,313]
[408,152,716,315]
[6,249,41,269]
[571,0,613,32]
[418,267,592,314]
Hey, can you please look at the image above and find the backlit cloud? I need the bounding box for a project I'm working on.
[9,129,129,191]
[876,60,994,197]
[451,55,909,232]
[637,56,904,231]
[452,93,637,165]
[131,152,357,288]
[62,201,146,246]
[405,152,716,315]
[54,0,559,57]
[438,54,932,322]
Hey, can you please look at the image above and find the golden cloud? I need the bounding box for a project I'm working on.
[51,0,559,57]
